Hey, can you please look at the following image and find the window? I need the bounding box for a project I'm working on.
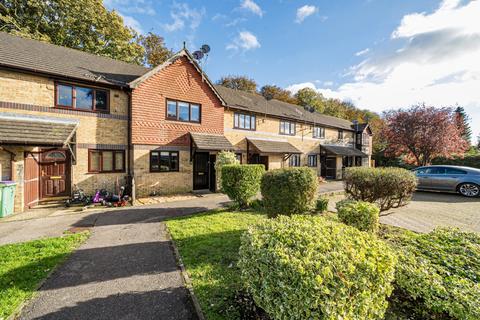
[88,150,124,173]
[338,130,344,140]
[280,121,296,135]
[313,126,325,139]
[289,154,301,167]
[150,151,179,172]
[165,99,201,123]
[426,167,446,174]
[308,154,317,167]
[55,83,109,112]
[445,168,467,175]
[44,151,66,161]
[234,113,256,130]
[235,153,243,164]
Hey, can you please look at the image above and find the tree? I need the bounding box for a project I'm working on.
[294,87,325,112]
[454,106,472,144]
[0,0,144,64]
[136,32,173,67]
[260,85,297,104]
[217,75,257,93]
[381,104,469,166]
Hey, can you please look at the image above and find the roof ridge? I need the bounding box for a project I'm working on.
[1,32,149,71]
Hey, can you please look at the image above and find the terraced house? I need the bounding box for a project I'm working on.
[0,32,372,213]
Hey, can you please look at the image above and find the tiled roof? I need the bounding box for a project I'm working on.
[215,85,355,131]
[247,138,302,154]
[190,132,234,150]
[0,32,149,86]
[321,145,367,157]
[0,112,78,146]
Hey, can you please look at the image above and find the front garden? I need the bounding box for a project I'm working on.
[167,157,480,320]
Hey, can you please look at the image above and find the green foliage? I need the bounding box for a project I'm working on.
[0,0,171,65]
[343,167,417,211]
[215,151,240,192]
[455,106,472,144]
[315,197,329,213]
[432,148,480,168]
[385,228,480,320]
[221,165,265,208]
[336,200,380,233]
[294,87,325,112]
[261,167,318,217]
[238,215,397,320]
[0,232,89,319]
[217,75,257,93]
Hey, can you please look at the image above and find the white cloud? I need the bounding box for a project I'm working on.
[164,3,206,32]
[355,48,370,56]
[287,0,480,139]
[240,0,263,17]
[104,0,155,16]
[295,5,318,23]
[118,13,143,33]
[226,31,261,51]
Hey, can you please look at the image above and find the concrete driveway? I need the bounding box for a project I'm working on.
[380,191,480,233]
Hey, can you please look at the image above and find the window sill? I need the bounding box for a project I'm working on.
[165,119,201,125]
[55,106,110,114]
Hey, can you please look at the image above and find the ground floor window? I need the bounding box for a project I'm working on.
[289,154,301,167]
[88,150,125,173]
[235,153,243,164]
[308,154,318,167]
[150,151,179,172]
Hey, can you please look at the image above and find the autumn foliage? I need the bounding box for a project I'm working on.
[382,105,469,166]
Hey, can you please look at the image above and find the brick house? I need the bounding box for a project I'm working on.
[0,33,371,213]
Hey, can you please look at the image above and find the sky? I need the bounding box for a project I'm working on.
[104,0,479,141]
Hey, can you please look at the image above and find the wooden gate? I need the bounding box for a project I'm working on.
[24,152,40,208]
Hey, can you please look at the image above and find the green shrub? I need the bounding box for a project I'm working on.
[336,200,380,233]
[261,167,318,217]
[315,197,329,213]
[238,215,397,320]
[343,167,417,211]
[221,164,265,208]
[385,228,480,319]
[214,151,239,191]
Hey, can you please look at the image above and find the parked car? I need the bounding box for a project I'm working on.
[412,165,480,197]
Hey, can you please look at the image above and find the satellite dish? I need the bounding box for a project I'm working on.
[201,44,210,54]
[192,50,204,60]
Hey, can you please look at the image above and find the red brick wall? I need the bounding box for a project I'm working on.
[131,56,224,146]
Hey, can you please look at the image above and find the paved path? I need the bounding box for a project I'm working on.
[13,194,230,320]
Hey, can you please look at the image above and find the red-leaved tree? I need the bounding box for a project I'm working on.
[382,104,469,166]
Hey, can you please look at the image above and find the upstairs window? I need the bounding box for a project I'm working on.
[338,130,344,140]
[280,121,296,135]
[313,126,325,139]
[234,113,256,130]
[166,99,201,123]
[289,154,301,167]
[56,83,108,112]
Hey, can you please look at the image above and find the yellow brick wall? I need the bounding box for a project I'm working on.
[0,150,12,181]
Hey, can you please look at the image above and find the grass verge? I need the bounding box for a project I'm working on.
[0,232,89,319]
[166,209,267,320]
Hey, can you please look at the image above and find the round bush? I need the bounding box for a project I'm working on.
[221,164,265,208]
[261,167,318,217]
[336,200,380,233]
[238,215,397,320]
[343,167,417,211]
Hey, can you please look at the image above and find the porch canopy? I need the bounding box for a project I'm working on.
[247,138,301,154]
[190,132,234,151]
[321,145,367,157]
[0,112,78,146]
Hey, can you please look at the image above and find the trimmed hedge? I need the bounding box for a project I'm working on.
[214,151,240,192]
[336,200,380,233]
[261,167,318,217]
[239,216,397,320]
[315,197,329,213]
[343,167,417,211]
[386,228,480,320]
[221,164,265,208]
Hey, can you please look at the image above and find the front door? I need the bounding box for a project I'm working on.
[325,157,337,179]
[40,149,70,198]
[193,152,209,190]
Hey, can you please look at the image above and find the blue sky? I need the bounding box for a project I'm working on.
[105,0,479,140]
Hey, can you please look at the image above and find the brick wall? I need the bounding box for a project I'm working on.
[131,56,224,146]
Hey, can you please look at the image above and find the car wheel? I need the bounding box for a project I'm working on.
[458,183,480,197]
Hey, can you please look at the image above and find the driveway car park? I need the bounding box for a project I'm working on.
[413,165,480,197]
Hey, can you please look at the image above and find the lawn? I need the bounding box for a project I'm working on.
[0,232,89,319]
[166,209,267,320]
